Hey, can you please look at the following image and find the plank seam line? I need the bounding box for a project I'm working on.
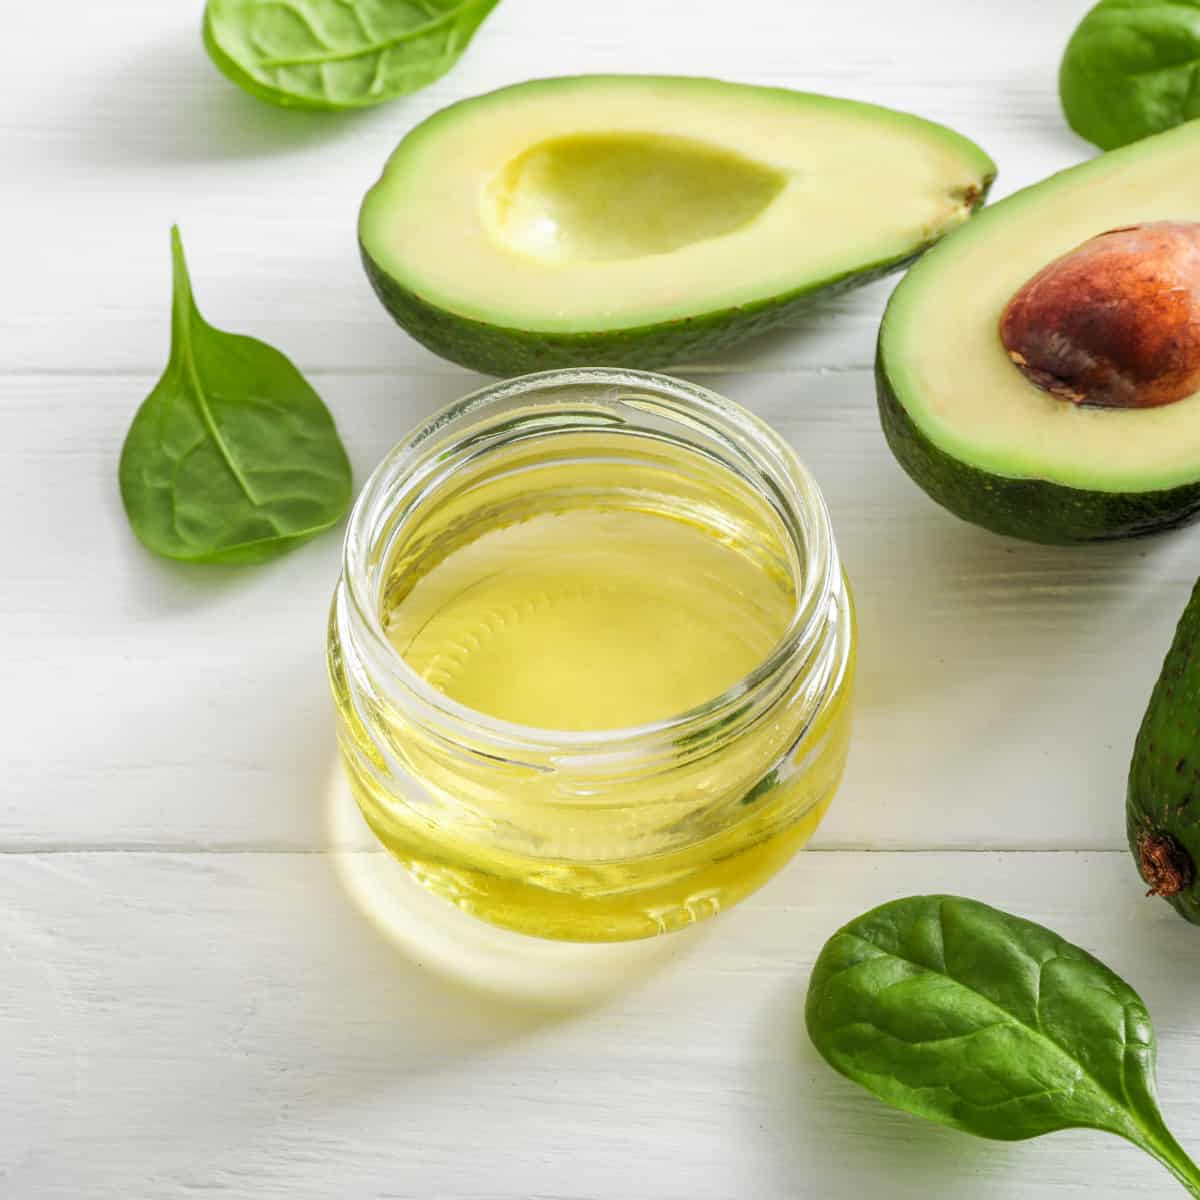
[0,845,1129,856]
[0,363,875,381]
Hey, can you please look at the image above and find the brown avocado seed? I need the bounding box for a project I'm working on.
[999,221,1200,409]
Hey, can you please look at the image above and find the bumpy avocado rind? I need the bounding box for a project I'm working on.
[364,244,964,378]
[359,76,995,376]
[876,353,1200,544]
[1128,578,1200,924]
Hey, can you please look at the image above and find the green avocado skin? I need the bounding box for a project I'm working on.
[364,241,951,377]
[875,351,1200,544]
[1128,578,1200,924]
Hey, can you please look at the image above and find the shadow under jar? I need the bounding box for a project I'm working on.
[328,369,855,941]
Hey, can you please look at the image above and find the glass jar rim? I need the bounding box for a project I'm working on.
[340,367,840,760]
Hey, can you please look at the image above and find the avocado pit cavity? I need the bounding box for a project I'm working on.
[484,133,788,263]
[999,222,1200,410]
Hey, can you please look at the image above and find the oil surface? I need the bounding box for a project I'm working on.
[385,507,793,730]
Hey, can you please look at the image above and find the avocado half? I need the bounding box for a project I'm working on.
[359,76,995,375]
[878,120,1200,544]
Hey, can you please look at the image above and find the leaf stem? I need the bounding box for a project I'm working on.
[1142,1127,1200,1197]
[168,226,263,508]
[169,225,195,349]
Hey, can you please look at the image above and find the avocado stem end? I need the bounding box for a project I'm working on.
[1138,831,1195,898]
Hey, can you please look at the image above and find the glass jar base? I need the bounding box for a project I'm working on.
[327,772,703,1005]
[352,780,838,943]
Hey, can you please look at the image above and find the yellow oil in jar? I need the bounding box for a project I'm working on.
[385,507,793,730]
[330,430,854,941]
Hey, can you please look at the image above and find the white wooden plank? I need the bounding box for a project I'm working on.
[2,369,1192,851]
[2,0,1094,374]
[4,848,1197,1198]
[0,370,479,850]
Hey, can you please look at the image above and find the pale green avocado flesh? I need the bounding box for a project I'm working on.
[878,120,1200,544]
[359,76,995,375]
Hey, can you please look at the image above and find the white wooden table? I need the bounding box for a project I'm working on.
[8,2,1200,1196]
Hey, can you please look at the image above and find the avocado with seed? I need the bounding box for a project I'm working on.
[359,76,995,375]
[877,121,1200,544]
[1129,578,1200,925]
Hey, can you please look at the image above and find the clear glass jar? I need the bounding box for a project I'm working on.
[328,369,855,942]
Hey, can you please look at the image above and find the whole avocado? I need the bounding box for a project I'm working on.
[1129,578,1200,922]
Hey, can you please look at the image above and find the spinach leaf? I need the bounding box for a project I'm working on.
[119,228,352,564]
[203,0,503,110]
[806,895,1200,1196]
[1060,0,1200,149]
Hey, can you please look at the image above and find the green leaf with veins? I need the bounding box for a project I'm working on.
[203,0,503,110]
[119,227,352,564]
[1060,0,1200,149]
[806,895,1200,1197]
